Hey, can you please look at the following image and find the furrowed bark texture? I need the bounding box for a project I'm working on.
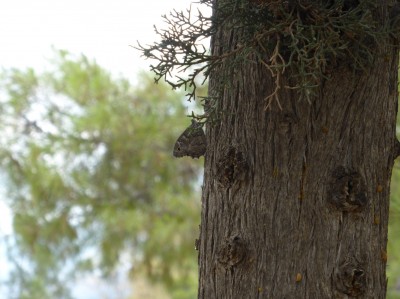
[198,5,399,299]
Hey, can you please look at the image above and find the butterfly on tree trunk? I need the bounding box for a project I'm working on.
[173,120,206,158]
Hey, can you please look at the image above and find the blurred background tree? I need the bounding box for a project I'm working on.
[389,106,400,298]
[0,49,202,299]
[0,49,398,298]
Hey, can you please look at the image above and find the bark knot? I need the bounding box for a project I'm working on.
[216,145,248,188]
[328,166,367,212]
[217,235,247,269]
[334,255,366,297]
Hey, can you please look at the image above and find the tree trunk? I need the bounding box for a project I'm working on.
[198,3,399,298]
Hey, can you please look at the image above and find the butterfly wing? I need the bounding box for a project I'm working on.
[173,130,190,157]
[186,128,206,158]
[173,121,206,158]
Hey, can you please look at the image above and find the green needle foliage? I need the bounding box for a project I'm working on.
[0,49,201,299]
[138,0,397,109]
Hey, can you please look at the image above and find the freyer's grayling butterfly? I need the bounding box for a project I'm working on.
[173,120,206,158]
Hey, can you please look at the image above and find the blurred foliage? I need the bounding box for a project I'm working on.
[0,50,201,299]
[388,107,400,298]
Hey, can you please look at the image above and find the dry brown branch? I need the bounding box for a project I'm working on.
[261,36,285,110]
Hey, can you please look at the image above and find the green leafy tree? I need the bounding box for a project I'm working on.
[387,109,400,298]
[0,50,201,299]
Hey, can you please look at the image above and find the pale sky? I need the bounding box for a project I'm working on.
[0,0,203,297]
[0,0,191,80]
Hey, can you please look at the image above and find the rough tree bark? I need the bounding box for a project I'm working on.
[198,2,399,298]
